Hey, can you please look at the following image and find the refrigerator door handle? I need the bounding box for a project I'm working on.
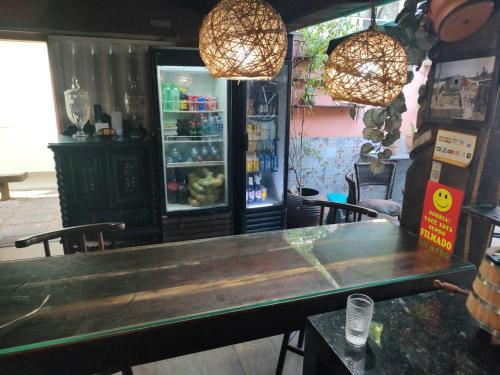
[243,132,249,151]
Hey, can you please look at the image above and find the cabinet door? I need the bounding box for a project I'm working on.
[107,147,151,210]
[60,148,107,211]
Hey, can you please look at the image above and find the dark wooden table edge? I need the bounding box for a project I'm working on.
[0,264,476,375]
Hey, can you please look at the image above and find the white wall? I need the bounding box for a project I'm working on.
[0,40,58,173]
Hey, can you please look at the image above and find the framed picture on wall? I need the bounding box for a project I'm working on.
[429,55,496,123]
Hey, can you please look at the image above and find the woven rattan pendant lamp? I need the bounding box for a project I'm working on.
[323,0,408,107]
[199,0,287,80]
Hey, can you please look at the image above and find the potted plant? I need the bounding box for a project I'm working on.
[287,107,321,228]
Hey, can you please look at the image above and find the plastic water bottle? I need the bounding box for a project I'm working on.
[169,84,180,111]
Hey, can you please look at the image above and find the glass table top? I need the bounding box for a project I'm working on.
[0,220,473,356]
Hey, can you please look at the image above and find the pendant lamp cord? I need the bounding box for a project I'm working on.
[369,0,376,29]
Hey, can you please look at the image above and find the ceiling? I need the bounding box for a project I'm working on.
[162,0,397,31]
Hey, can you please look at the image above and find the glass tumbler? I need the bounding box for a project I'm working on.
[345,294,374,346]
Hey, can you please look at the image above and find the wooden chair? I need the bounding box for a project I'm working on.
[15,222,126,256]
[15,222,132,374]
[275,200,378,375]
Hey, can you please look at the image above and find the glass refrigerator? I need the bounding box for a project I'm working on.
[151,49,233,242]
[234,60,292,234]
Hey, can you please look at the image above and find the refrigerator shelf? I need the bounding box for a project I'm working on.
[247,198,280,209]
[247,170,278,174]
[164,110,223,114]
[164,138,224,144]
[167,202,226,212]
[247,115,277,119]
[166,161,224,168]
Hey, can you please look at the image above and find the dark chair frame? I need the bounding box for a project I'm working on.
[275,200,378,375]
[15,222,126,257]
[303,199,378,225]
[15,222,131,375]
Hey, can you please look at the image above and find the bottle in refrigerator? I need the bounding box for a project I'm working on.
[167,170,178,204]
[247,177,255,203]
[171,147,182,162]
[210,145,220,161]
[179,88,189,111]
[272,140,279,172]
[262,186,267,201]
[162,84,171,112]
[200,146,209,161]
[253,153,260,173]
[265,153,272,173]
[169,84,180,110]
[177,170,188,204]
[259,154,266,173]
[254,175,262,202]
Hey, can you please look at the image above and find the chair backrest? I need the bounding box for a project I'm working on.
[354,162,396,201]
[302,199,378,226]
[15,222,126,257]
[345,172,357,204]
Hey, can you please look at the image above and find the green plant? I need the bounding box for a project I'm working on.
[288,107,322,194]
[289,19,356,193]
[294,18,356,105]
[355,0,438,173]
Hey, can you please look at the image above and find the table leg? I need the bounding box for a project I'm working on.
[0,183,10,201]
[303,322,351,375]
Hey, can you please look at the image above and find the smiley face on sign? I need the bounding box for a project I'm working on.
[433,188,453,212]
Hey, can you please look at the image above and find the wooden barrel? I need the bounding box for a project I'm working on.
[466,248,500,336]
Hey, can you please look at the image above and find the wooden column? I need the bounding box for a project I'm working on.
[401,11,500,266]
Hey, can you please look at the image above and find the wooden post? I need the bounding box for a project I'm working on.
[400,12,500,266]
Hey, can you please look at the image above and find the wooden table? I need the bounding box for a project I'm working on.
[0,220,476,374]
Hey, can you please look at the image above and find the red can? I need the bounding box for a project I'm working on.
[189,96,198,111]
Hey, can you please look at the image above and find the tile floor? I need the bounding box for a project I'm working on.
[0,172,63,260]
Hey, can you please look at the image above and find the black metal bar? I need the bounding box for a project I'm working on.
[42,240,50,257]
[275,332,291,375]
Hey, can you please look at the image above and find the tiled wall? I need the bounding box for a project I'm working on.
[288,136,410,203]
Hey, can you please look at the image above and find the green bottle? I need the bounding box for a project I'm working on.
[170,84,180,111]
[162,83,171,112]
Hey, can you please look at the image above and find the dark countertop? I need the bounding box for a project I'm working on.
[308,290,500,375]
[48,135,154,147]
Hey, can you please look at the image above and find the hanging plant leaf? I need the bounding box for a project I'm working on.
[363,128,384,142]
[406,69,414,84]
[371,108,388,126]
[390,93,407,113]
[361,143,375,154]
[377,149,393,160]
[349,106,357,120]
[363,110,377,128]
[370,159,385,174]
[385,116,402,133]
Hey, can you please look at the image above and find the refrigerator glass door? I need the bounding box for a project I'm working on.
[245,66,288,209]
[157,66,228,213]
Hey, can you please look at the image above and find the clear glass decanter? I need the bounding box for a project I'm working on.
[64,76,90,138]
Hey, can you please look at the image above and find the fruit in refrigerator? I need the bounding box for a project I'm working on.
[187,168,224,206]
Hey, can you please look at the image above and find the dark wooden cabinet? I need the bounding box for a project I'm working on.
[49,136,161,251]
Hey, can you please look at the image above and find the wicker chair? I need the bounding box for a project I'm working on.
[346,162,402,218]
[275,200,378,375]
